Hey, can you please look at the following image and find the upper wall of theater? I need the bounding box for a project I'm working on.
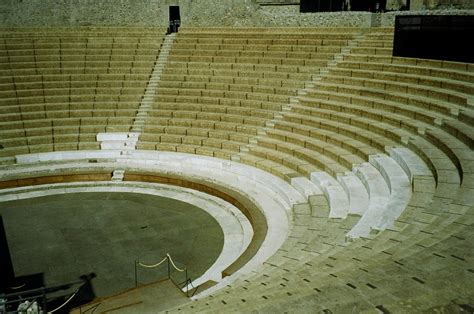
[0,0,472,27]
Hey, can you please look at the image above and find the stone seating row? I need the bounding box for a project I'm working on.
[356,39,393,48]
[309,79,467,120]
[177,32,354,40]
[1,86,145,98]
[162,66,317,83]
[170,49,336,61]
[156,83,297,98]
[0,94,143,106]
[304,91,472,146]
[0,116,134,130]
[300,89,442,130]
[153,90,291,106]
[150,101,276,120]
[146,109,269,128]
[168,54,328,68]
[325,67,472,108]
[0,117,137,157]
[154,95,284,112]
[328,66,474,95]
[0,27,167,37]
[0,54,158,63]
[164,62,319,77]
[0,73,150,84]
[159,74,306,90]
[350,47,392,56]
[0,102,139,115]
[172,43,342,54]
[343,53,474,73]
[273,115,387,163]
[0,67,154,76]
[339,60,474,84]
[0,44,162,54]
[178,27,362,34]
[174,37,350,47]
[1,79,147,91]
[0,60,156,69]
[1,109,138,122]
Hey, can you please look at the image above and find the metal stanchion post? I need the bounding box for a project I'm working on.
[134,260,138,287]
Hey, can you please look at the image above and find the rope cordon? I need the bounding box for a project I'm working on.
[166,253,185,272]
[137,256,168,269]
[48,290,78,313]
[137,253,186,272]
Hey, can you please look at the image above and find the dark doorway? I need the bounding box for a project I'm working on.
[393,15,474,63]
[350,0,386,12]
[169,6,181,33]
[300,0,344,12]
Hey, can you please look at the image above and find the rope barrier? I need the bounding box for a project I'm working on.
[136,254,186,272]
[166,254,186,272]
[137,256,168,269]
[48,289,78,313]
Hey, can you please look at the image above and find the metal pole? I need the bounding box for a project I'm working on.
[134,260,138,287]
[42,289,47,313]
[167,256,171,279]
[185,268,189,297]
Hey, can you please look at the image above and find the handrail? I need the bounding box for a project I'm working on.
[48,289,79,313]
[134,253,192,297]
[0,275,92,314]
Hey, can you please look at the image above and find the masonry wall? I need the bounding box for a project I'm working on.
[0,0,472,28]
[0,0,372,27]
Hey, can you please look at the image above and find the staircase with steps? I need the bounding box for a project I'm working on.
[132,33,177,133]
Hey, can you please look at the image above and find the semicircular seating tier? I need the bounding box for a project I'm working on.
[0,26,473,313]
[0,27,166,156]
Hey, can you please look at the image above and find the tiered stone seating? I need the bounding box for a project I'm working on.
[170,28,474,313]
[138,28,362,179]
[0,27,472,313]
[0,27,165,157]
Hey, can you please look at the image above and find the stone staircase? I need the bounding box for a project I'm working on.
[131,33,177,133]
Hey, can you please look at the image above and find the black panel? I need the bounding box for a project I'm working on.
[169,6,181,33]
[300,0,344,12]
[0,216,15,293]
[393,15,474,63]
[349,0,388,12]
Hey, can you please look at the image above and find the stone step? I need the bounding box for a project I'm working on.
[337,172,369,216]
[310,171,349,219]
[290,177,323,200]
[111,169,125,181]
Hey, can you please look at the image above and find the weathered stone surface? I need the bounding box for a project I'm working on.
[0,0,471,28]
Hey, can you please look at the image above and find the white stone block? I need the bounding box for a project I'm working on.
[325,185,349,219]
[390,147,431,182]
[291,177,323,199]
[338,172,369,216]
[96,132,129,142]
[310,171,339,187]
[311,171,349,219]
